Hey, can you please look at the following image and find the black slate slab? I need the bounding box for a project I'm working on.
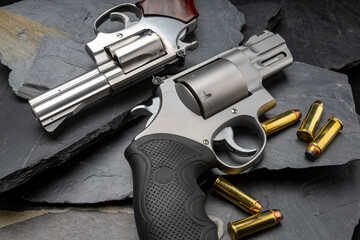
[239,2,281,43]
[231,0,360,70]
[21,62,360,204]
[0,0,245,193]
[23,118,147,203]
[1,160,360,240]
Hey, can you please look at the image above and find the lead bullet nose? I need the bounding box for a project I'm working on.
[305,149,317,160]
[271,209,283,223]
[313,100,324,107]
[292,109,302,119]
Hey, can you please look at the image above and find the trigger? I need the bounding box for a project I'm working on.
[214,127,257,156]
[131,97,160,127]
[110,12,134,28]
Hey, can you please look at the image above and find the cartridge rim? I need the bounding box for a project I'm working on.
[213,176,222,189]
[227,222,238,240]
[297,129,314,143]
[328,117,343,130]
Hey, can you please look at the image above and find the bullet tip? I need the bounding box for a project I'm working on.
[250,202,262,214]
[292,109,302,119]
[305,149,317,160]
[297,129,313,143]
[313,100,324,107]
[271,209,283,223]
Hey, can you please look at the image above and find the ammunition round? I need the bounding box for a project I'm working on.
[261,109,302,136]
[227,209,282,239]
[305,117,343,160]
[213,176,262,214]
[297,100,324,142]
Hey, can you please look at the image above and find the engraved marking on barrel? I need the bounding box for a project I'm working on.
[153,166,174,184]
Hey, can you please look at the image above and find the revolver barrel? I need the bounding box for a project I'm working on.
[29,69,111,132]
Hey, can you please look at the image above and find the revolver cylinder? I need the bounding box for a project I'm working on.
[175,59,249,118]
[174,31,292,122]
[106,30,165,73]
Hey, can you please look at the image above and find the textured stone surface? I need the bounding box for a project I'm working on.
[0,9,65,66]
[23,119,147,203]
[0,205,138,240]
[0,0,244,98]
[231,0,360,70]
[1,160,360,239]
[21,62,360,204]
[239,2,281,42]
[206,160,360,240]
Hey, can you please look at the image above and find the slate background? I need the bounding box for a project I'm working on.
[0,0,360,239]
[231,0,360,113]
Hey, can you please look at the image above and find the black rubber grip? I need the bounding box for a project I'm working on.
[125,134,219,240]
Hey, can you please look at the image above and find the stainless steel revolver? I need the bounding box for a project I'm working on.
[29,0,199,132]
[125,31,293,240]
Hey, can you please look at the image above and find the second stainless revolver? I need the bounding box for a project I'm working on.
[29,0,199,132]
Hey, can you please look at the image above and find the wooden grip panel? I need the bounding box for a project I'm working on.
[136,0,198,23]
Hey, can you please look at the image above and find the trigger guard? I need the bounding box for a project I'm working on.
[215,116,268,174]
[214,127,257,156]
[93,3,143,34]
[110,12,132,28]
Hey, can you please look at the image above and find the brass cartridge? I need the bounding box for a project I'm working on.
[261,109,302,136]
[213,176,262,214]
[305,117,343,160]
[228,210,282,240]
[297,101,324,142]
